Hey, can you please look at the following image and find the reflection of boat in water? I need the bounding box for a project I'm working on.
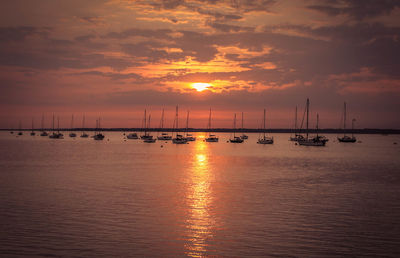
[69,114,77,137]
[240,112,248,140]
[257,109,273,144]
[49,115,63,139]
[172,106,187,144]
[298,99,328,146]
[205,108,219,142]
[229,113,244,143]
[93,118,105,140]
[338,102,356,143]
[289,106,304,142]
[157,108,172,140]
[184,110,196,141]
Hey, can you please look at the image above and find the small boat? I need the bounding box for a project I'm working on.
[289,106,304,142]
[30,118,36,136]
[229,113,244,143]
[143,114,156,143]
[80,115,89,138]
[127,132,139,139]
[172,106,188,144]
[240,112,248,140]
[17,120,23,135]
[184,110,196,141]
[140,109,153,140]
[157,109,172,140]
[205,108,219,142]
[297,99,328,147]
[338,102,356,143]
[49,115,64,139]
[40,114,48,136]
[69,114,77,137]
[93,118,105,140]
[257,109,274,144]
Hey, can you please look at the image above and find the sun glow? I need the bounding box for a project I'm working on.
[191,83,211,92]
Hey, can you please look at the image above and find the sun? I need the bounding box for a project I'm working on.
[191,82,211,92]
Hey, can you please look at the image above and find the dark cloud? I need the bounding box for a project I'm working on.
[0,26,50,41]
[308,0,400,20]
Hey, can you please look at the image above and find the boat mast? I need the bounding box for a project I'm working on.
[343,102,347,136]
[233,113,236,137]
[41,114,45,131]
[263,108,266,140]
[52,114,55,131]
[306,98,309,139]
[175,105,178,134]
[186,110,189,136]
[144,109,147,135]
[294,106,297,134]
[208,108,212,136]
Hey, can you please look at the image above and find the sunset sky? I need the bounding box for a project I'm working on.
[1,0,399,129]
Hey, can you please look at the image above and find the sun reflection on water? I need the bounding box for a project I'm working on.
[185,135,215,257]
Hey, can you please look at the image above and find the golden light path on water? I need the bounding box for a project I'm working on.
[185,134,215,257]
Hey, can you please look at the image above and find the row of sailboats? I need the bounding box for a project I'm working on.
[289,99,356,146]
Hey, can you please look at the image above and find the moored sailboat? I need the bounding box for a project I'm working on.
[140,109,153,140]
[338,102,356,143]
[229,113,244,143]
[143,114,156,143]
[289,106,304,142]
[40,114,48,136]
[93,117,105,140]
[298,99,328,146]
[80,115,89,138]
[30,118,36,136]
[257,109,273,144]
[69,114,77,137]
[172,106,187,144]
[205,108,219,142]
[240,112,248,140]
[49,115,63,139]
[157,108,172,140]
[184,110,196,141]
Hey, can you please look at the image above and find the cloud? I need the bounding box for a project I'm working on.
[308,0,400,20]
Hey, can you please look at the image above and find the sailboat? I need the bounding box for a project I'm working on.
[298,98,328,146]
[240,112,248,140]
[140,109,153,140]
[289,106,304,142]
[69,114,77,137]
[30,118,36,136]
[157,108,172,140]
[143,114,156,143]
[93,117,105,140]
[229,113,244,143]
[338,102,356,143]
[172,106,187,144]
[184,110,196,141]
[205,108,219,142]
[257,109,274,144]
[49,115,63,139]
[40,114,48,136]
[17,120,23,135]
[80,115,89,138]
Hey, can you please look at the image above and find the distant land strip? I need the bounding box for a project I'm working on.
[2,128,400,134]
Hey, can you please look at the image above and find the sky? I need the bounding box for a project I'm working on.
[1,0,399,129]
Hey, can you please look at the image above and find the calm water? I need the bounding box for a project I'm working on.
[1,132,400,257]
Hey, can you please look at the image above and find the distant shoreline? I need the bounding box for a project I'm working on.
[2,128,400,134]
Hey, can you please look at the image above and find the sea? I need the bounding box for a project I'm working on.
[1,131,400,257]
